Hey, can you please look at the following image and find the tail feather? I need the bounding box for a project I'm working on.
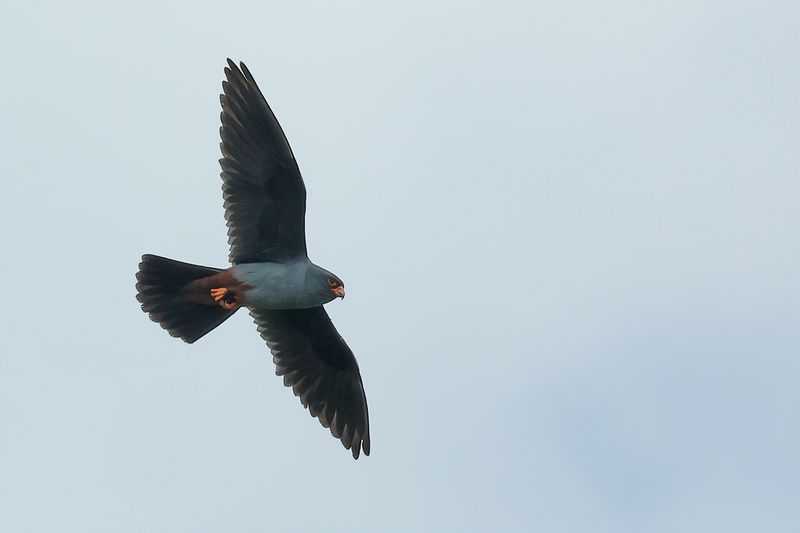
[135,254,237,343]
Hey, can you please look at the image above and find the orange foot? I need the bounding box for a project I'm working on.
[210,287,239,310]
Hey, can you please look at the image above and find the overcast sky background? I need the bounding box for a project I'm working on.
[1,1,798,531]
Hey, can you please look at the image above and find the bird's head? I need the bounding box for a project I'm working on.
[307,265,345,303]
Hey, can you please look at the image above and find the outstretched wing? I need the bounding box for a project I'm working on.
[219,59,308,264]
[251,307,370,459]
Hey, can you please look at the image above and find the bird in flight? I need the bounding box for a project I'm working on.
[135,59,370,459]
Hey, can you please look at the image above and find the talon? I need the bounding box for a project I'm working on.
[210,287,239,310]
[210,287,228,301]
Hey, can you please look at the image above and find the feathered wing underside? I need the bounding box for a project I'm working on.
[220,59,308,264]
[250,307,370,459]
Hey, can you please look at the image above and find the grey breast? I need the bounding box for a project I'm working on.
[233,261,321,310]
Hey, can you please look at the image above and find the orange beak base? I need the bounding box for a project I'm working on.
[332,286,345,299]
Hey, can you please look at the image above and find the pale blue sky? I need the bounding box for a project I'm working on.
[1,1,798,531]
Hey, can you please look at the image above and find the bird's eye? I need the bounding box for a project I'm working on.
[328,278,337,287]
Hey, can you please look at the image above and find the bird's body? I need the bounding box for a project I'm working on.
[135,60,369,458]
[180,261,341,310]
[234,261,341,310]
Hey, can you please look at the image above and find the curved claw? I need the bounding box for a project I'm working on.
[210,287,239,309]
[210,287,228,301]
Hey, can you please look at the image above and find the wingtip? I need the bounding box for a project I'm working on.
[362,434,371,456]
[224,58,249,77]
[239,61,253,80]
[348,429,370,459]
[351,439,370,459]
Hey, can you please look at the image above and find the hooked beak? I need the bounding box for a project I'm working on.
[332,286,345,299]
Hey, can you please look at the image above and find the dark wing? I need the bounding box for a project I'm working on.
[251,307,370,459]
[219,59,308,264]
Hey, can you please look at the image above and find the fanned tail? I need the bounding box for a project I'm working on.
[135,254,237,343]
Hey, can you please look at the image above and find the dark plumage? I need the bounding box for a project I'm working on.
[135,59,370,458]
[135,255,238,343]
[219,60,307,264]
[253,308,370,458]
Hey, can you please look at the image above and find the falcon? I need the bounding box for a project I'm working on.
[135,59,370,459]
